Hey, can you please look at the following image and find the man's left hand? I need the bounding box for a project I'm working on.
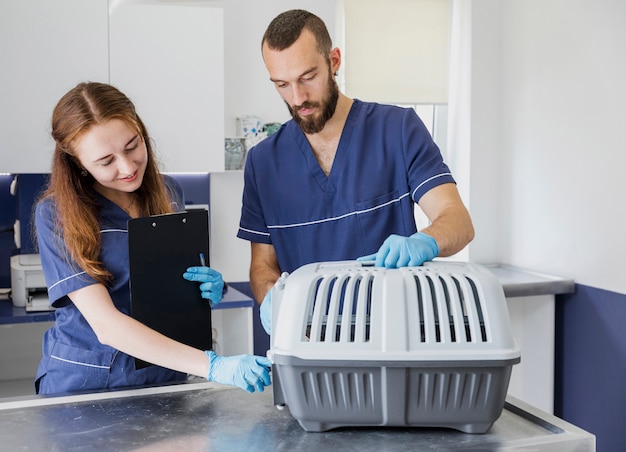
[357,232,439,268]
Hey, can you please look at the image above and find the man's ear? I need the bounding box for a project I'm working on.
[329,47,341,75]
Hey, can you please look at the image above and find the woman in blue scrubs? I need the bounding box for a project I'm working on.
[34,82,271,395]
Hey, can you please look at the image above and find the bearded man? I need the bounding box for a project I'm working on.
[237,9,475,335]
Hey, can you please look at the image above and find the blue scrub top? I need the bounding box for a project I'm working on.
[238,100,455,273]
[34,176,188,394]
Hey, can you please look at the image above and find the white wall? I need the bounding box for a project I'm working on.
[468,0,626,293]
[453,0,503,264]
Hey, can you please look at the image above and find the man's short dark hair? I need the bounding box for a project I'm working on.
[262,9,332,57]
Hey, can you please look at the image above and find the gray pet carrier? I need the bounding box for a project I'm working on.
[268,260,521,433]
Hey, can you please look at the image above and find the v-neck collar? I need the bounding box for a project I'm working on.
[94,189,132,221]
[291,100,362,193]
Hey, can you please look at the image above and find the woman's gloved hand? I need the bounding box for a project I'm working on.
[205,350,271,393]
[357,232,439,268]
[183,266,224,306]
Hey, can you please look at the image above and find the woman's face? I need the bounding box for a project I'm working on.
[74,119,148,197]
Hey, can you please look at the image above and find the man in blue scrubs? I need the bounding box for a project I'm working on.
[237,10,475,334]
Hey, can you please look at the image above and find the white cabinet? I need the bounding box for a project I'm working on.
[506,294,556,414]
[109,1,224,173]
[0,0,224,173]
[211,289,255,357]
[0,321,53,383]
[0,0,109,173]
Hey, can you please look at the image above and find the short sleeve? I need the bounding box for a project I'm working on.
[401,108,455,203]
[35,198,97,306]
[237,147,272,244]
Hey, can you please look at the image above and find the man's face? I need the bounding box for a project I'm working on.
[263,29,339,134]
[285,67,338,134]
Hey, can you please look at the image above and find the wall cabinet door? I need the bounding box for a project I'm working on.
[109,1,224,173]
[0,0,224,173]
[0,0,109,173]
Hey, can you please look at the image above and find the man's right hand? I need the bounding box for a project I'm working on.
[259,272,289,335]
[260,290,272,335]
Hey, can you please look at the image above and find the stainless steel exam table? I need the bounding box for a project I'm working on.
[0,380,594,451]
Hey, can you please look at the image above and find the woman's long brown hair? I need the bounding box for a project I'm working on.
[40,82,174,284]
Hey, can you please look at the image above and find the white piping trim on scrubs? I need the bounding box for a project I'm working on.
[48,271,89,292]
[47,229,127,292]
[411,173,452,202]
[50,355,110,369]
[267,192,412,230]
[239,227,271,237]
[240,173,452,235]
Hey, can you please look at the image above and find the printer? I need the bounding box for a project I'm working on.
[10,254,53,312]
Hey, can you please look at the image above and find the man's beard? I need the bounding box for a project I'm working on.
[286,73,339,135]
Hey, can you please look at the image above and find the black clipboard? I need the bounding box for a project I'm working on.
[128,210,212,369]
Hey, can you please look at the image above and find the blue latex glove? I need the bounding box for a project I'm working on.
[259,272,289,336]
[183,266,224,305]
[260,289,272,335]
[357,232,439,268]
[205,350,272,393]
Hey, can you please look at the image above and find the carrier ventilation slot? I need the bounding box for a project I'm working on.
[411,272,488,344]
[305,273,373,343]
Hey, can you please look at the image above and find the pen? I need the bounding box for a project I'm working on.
[199,253,206,267]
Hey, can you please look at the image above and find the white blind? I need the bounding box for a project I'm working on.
[343,0,450,104]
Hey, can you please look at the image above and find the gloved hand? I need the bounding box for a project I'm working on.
[205,350,272,393]
[183,266,224,306]
[260,290,272,336]
[357,232,439,268]
[260,272,289,336]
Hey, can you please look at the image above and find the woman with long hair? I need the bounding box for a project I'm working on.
[34,82,270,395]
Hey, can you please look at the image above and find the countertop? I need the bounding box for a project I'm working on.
[484,263,575,298]
[0,380,594,451]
